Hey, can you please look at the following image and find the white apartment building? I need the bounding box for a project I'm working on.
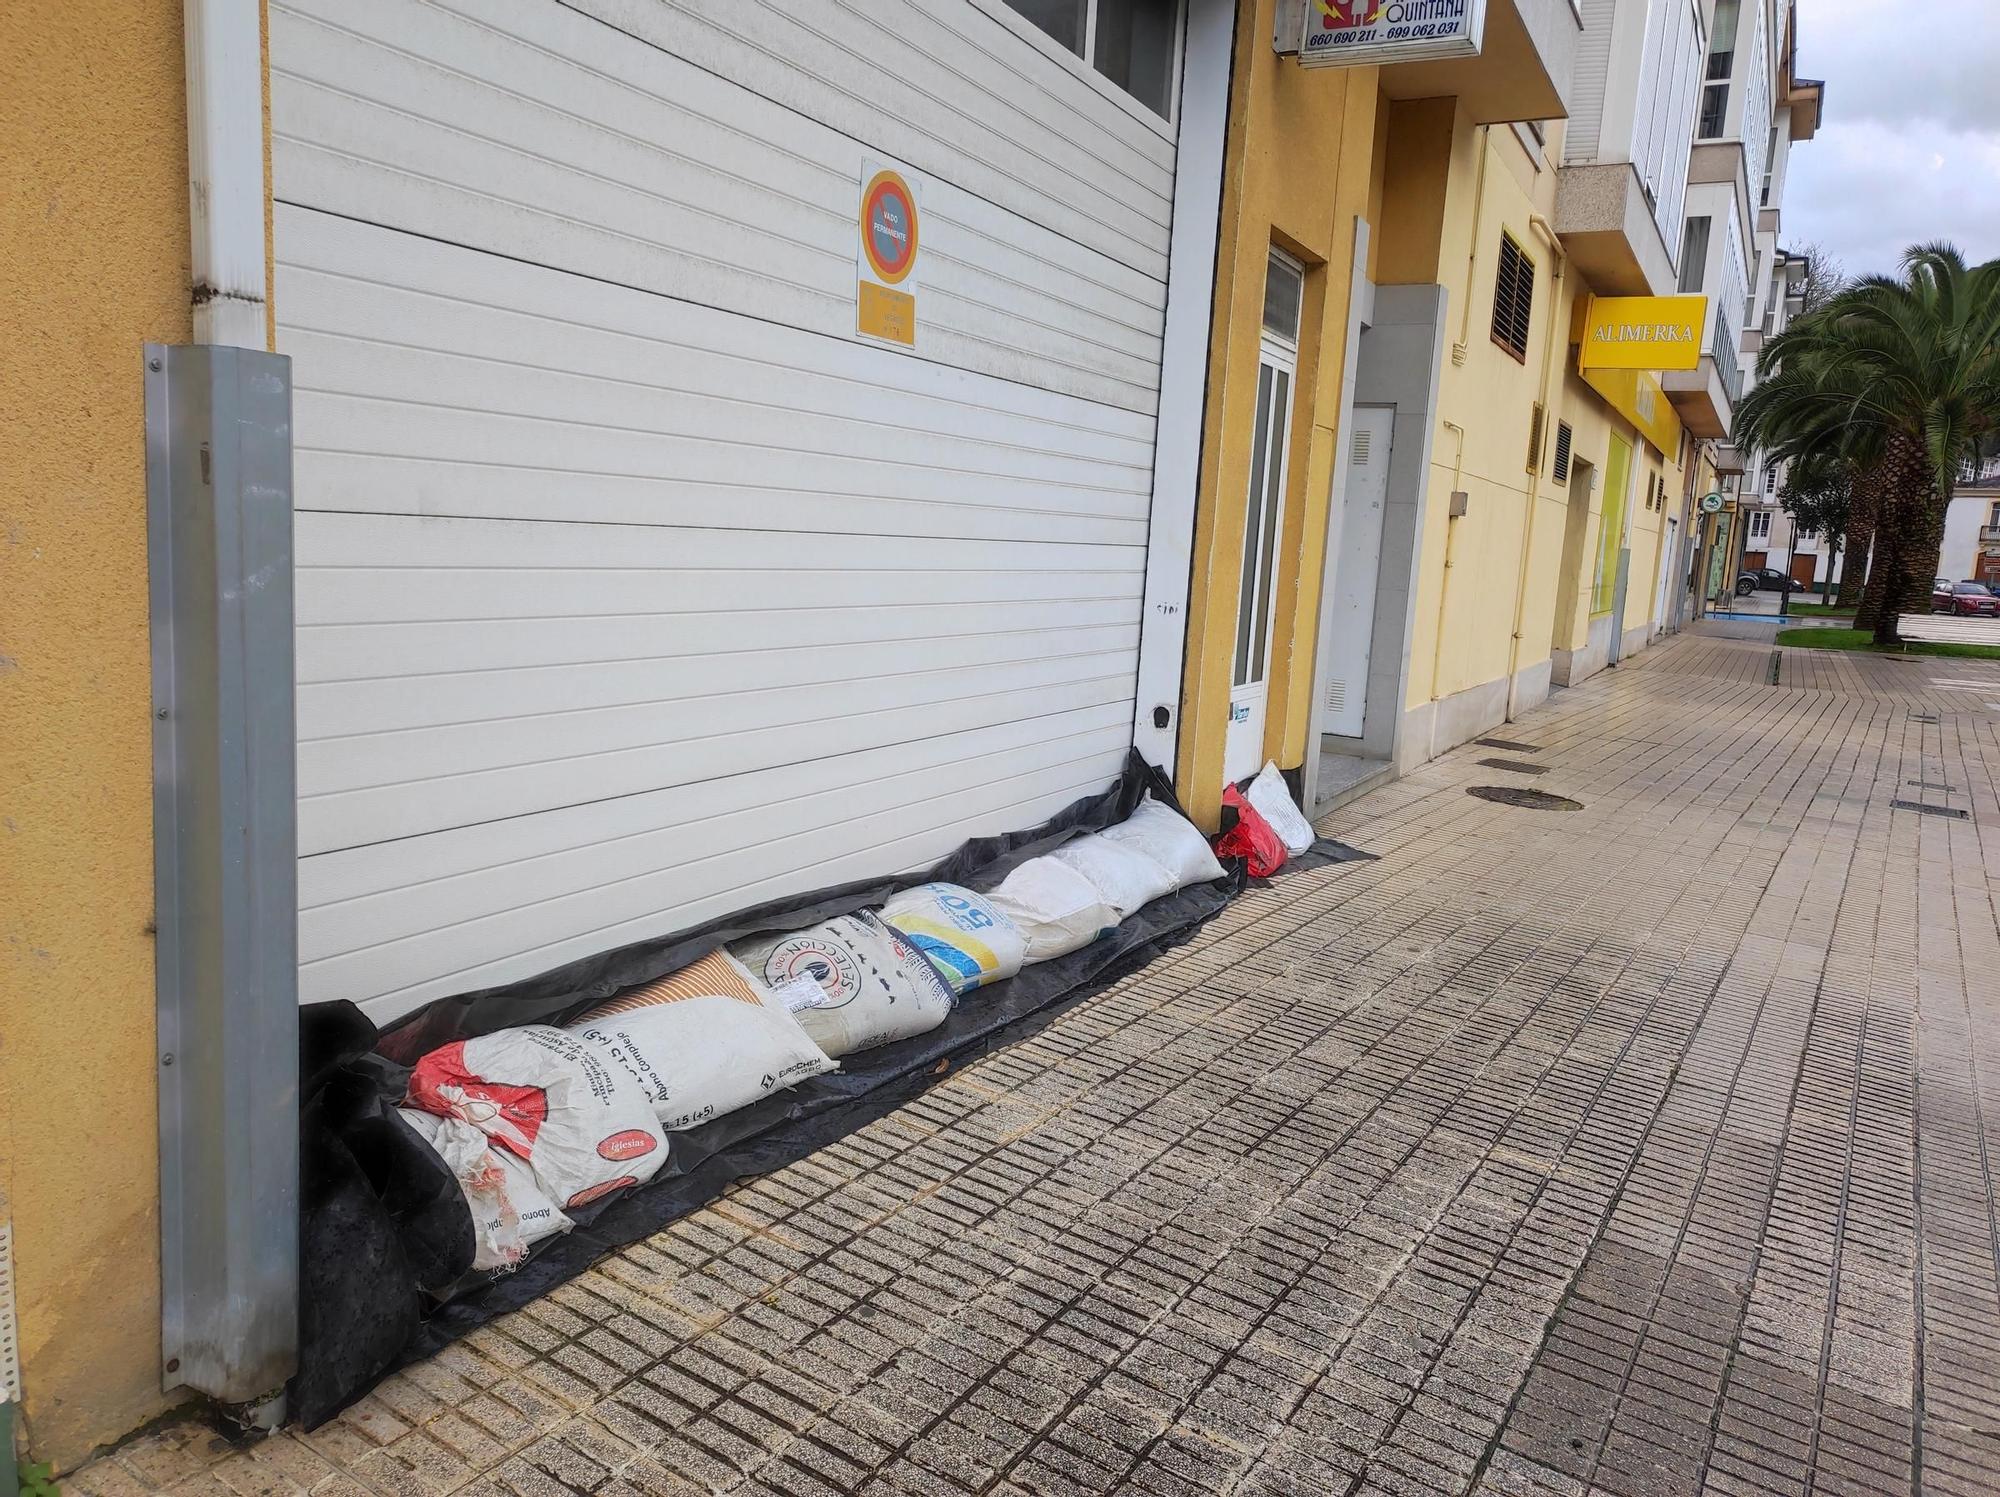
[1679,0,1823,585]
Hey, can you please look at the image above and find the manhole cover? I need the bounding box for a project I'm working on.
[1475,737,1542,753]
[1477,757,1549,776]
[1467,786,1582,811]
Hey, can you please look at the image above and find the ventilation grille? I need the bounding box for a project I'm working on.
[1527,403,1546,475]
[1552,422,1574,483]
[1351,425,1372,466]
[1492,233,1535,361]
[1325,678,1347,714]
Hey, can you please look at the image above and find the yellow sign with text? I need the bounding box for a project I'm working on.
[857,280,915,346]
[1581,364,1684,459]
[1579,295,1707,371]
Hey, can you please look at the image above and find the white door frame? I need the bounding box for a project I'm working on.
[1223,310,1301,785]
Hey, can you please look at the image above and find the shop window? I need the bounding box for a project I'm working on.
[1491,233,1534,363]
[999,0,1179,117]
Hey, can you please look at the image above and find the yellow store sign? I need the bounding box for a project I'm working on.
[1579,295,1707,372]
[1581,364,1684,458]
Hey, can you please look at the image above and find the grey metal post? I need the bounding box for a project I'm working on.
[145,345,298,1410]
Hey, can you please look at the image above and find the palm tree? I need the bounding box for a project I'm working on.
[1736,245,2000,644]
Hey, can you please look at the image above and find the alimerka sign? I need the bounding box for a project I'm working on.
[1580,296,1708,372]
[1298,0,1487,67]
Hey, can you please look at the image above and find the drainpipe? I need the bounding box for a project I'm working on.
[1506,213,1567,720]
[1450,127,1493,368]
[1429,419,1468,760]
[185,0,269,349]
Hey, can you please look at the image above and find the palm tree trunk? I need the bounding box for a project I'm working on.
[1869,435,1933,647]
[1838,470,1880,609]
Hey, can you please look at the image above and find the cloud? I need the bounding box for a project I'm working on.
[1796,0,2000,134]
[1785,0,2000,278]
[1784,122,2000,280]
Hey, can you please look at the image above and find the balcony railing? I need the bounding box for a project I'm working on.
[1980,524,2000,543]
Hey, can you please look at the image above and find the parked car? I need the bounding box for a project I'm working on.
[1933,580,2000,616]
[1735,567,1806,596]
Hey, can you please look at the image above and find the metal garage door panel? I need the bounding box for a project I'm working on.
[273,0,1175,1020]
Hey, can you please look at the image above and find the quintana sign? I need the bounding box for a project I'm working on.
[856,164,920,348]
[1298,0,1488,67]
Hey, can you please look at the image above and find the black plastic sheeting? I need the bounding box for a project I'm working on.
[293,752,1373,1426]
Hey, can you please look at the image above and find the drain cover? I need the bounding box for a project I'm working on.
[1909,712,1940,723]
[1477,757,1549,776]
[1468,786,1581,811]
[1907,779,1956,792]
[1475,737,1542,753]
[1890,799,1969,819]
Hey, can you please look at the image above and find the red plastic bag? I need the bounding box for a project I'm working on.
[1215,784,1287,878]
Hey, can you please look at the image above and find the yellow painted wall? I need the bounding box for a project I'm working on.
[0,0,188,1467]
[1380,108,1687,719]
[1175,0,1380,830]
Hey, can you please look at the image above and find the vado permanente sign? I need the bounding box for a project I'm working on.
[1579,295,1708,372]
[1298,0,1487,67]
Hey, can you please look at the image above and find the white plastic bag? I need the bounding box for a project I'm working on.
[1101,796,1227,889]
[400,1107,572,1272]
[734,911,956,1059]
[1247,762,1317,855]
[567,950,835,1131]
[1050,833,1177,919]
[984,856,1116,963]
[406,1025,668,1211]
[880,883,1027,995]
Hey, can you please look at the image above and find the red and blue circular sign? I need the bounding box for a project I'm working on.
[861,170,919,285]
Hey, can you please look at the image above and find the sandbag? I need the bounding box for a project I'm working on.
[1247,762,1317,855]
[567,950,835,1131]
[399,1108,572,1272]
[1217,784,1287,878]
[406,1026,667,1210]
[1049,833,1176,919]
[984,856,1117,963]
[880,883,1027,995]
[734,911,955,1059]
[1101,796,1227,889]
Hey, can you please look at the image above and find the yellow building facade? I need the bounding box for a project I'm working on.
[1178,11,1691,826]
[0,0,192,1467]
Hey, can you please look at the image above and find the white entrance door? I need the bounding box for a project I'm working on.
[1654,514,1679,631]
[1319,405,1393,738]
[1223,252,1304,784]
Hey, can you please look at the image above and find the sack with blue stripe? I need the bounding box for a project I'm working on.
[881,883,1027,997]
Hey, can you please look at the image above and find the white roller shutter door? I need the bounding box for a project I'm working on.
[271,0,1178,1022]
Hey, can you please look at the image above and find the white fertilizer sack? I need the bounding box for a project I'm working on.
[984,856,1117,963]
[880,883,1027,995]
[399,1106,573,1272]
[735,911,956,1059]
[566,950,834,1131]
[1246,762,1317,855]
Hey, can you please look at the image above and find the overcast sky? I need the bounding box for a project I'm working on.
[1785,0,2000,283]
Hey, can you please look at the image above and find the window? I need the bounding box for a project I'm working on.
[1491,233,1534,363]
[1760,125,1780,205]
[1763,460,1779,494]
[1000,0,1179,117]
[1678,217,1710,294]
[1748,510,1771,540]
[1699,0,1739,138]
[1233,250,1303,691]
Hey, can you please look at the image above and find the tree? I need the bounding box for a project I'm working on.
[1787,240,1847,314]
[1777,455,1854,604]
[1735,244,2000,645]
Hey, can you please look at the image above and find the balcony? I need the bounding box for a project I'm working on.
[1665,322,1743,439]
[1980,525,2000,544]
[1714,443,1749,476]
[1552,162,1678,296]
[1374,0,1580,125]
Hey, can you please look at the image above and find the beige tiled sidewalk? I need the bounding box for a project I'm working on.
[70,629,2000,1496]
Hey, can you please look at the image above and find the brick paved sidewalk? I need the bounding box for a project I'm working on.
[71,629,2000,1497]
